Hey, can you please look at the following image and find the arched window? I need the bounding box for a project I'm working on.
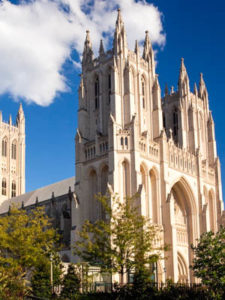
[12,141,17,160]
[173,108,178,141]
[2,138,7,157]
[122,161,129,199]
[130,69,135,94]
[89,169,98,221]
[108,73,111,103]
[2,178,6,196]
[94,76,99,109]
[141,77,146,109]
[150,170,158,223]
[11,181,16,197]
[208,191,215,232]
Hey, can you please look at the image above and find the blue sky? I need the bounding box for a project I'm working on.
[0,0,224,202]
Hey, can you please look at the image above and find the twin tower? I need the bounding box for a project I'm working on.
[73,10,224,283]
[0,104,25,204]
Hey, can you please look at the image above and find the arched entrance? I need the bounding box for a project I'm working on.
[168,178,197,283]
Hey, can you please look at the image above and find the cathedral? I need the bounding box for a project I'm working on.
[0,9,224,284]
[72,9,224,283]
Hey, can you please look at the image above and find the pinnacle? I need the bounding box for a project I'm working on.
[85,30,91,45]
[143,30,152,60]
[179,57,187,74]
[194,83,198,95]
[154,74,160,89]
[200,73,204,85]
[134,40,139,55]
[99,39,105,56]
[18,102,24,114]
[116,8,123,25]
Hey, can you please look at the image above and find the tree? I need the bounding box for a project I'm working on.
[191,226,225,299]
[61,263,80,299]
[74,193,165,285]
[31,253,63,299]
[0,206,59,299]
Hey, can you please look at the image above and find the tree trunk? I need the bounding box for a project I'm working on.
[120,268,124,285]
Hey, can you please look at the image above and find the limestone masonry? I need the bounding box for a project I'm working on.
[73,9,224,283]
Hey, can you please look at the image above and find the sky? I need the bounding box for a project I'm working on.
[0,0,224,202]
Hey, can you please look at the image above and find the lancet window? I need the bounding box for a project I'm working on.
[94,76,99,109]
[2,138,7,157]
[141,77,146,109]
[2,178,6,196]
[12,181,16,197]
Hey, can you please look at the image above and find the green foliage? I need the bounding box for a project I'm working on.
[65,284,211,300]
[0,266,30,300]
[0,206,59,299]
[30,258,52,299]
[31,253,63,299]
[191,226,225,299]
[74,193,165,285]
[61,263,80,299]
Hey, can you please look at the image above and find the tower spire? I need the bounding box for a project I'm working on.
[17,103,24,122]
[116,8,123,27]
[142,30,155,75]
[178,58,190,96]
[82,30,94,66]
[143,30,152,61]
[113,8,128,57]
[198,73,206,98]
[134,40,140,56]
[194,83,198,96]
[16,103,25,133]
[99,39,105,56]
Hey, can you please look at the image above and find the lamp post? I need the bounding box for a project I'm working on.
[50,253,53,294]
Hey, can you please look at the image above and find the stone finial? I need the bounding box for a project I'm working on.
[179,58,188,81]
[143,30,152,61]
[113,7,128,56]
[194,83,198,95]
[153,74,160,90]
[17,103,25,125]
[82,30,94,65]
[99,39,105,56]
[198,73,207,99]
[208,111,213,124]
[170,86,174,94]
[116,8,123,27]
[134,40,139,56]
[169,128,173,139]
[9,114,12,125]
[178,58,189,94]
[18,102,24,114]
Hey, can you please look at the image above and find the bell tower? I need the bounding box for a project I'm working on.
[72,8,164,246]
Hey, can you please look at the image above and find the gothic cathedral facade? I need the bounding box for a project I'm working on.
[73,10,224,283]
[0,104,25,204]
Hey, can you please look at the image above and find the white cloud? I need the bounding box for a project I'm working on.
[0,0,165,106]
